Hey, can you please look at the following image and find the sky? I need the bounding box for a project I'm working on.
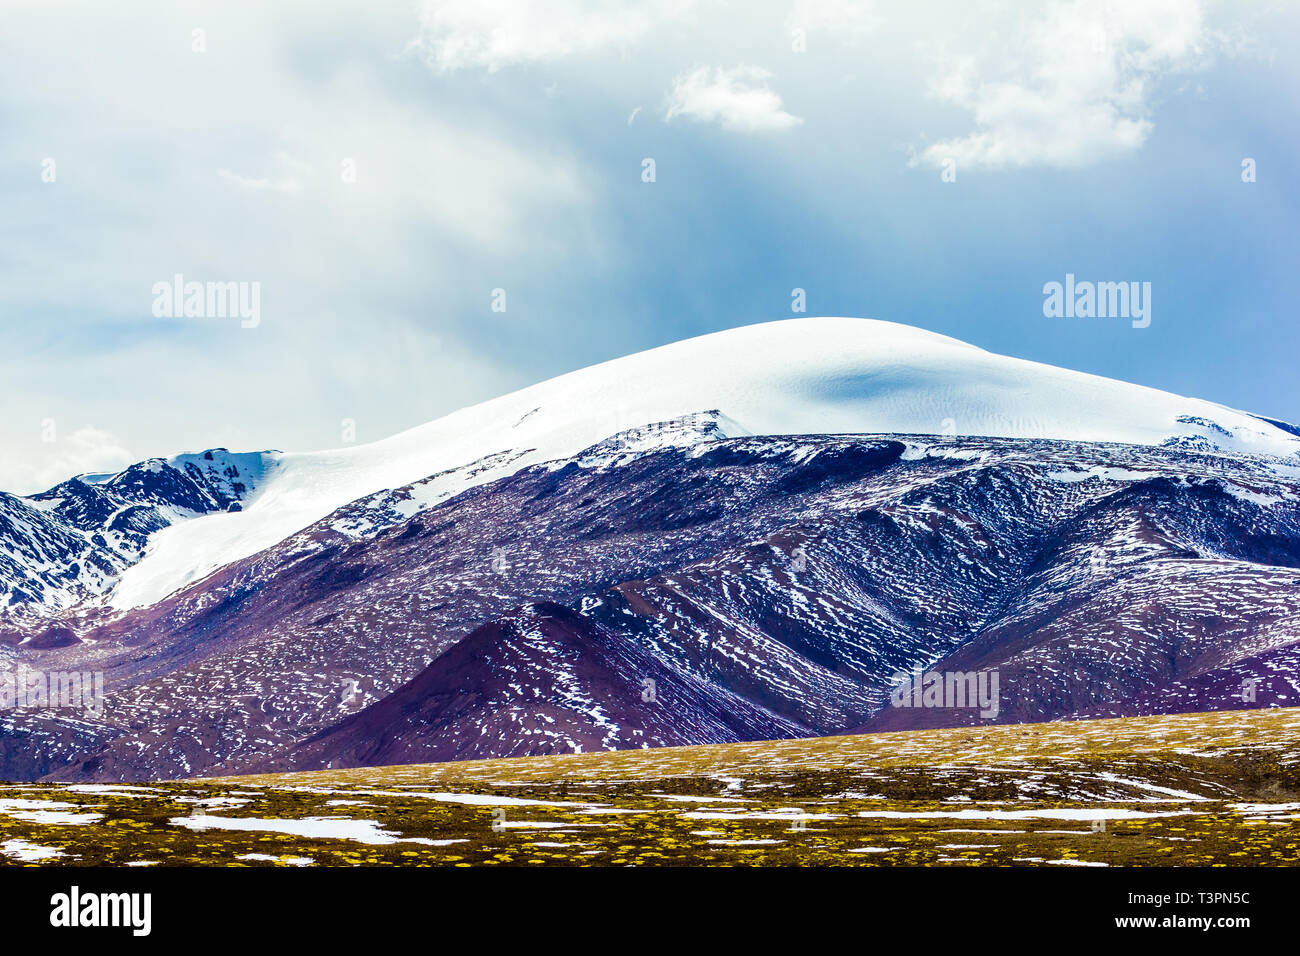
[1,0,1297,493]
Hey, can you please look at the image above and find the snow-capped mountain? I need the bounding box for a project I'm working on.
[2,317,1300,782]
[89,317,1300,612]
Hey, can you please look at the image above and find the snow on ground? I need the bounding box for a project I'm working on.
[0,799,105,825]
[168,814,453,846]
[237,853,315,866]
[1,839,65,861]
[109,316,1300,609]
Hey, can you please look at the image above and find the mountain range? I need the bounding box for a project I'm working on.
[2,317,1298,781]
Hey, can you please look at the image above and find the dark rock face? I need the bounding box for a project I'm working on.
[0,449,271,612]
[3,425,1300,782]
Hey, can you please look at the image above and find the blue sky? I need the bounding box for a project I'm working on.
[2,0,1297,491]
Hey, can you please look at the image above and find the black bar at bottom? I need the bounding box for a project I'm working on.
[0,865,1287,943]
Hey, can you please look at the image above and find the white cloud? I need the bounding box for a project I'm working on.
[5,427,135,496]
[217,151,315,193]
[664,65,803,132]
[412,0,700,72]
[914,0,1213,170]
